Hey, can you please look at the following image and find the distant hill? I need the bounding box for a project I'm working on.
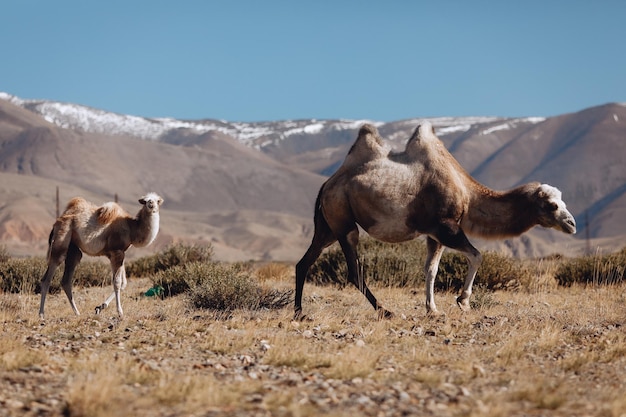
[1,92,624,260]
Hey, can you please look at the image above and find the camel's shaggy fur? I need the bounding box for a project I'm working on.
[39,193,163,319]
[295,123,576,319]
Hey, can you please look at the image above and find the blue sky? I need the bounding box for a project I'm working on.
[2,1,625,122]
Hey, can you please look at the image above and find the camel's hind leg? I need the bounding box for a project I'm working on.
[39,226,72,319]
[39,261,61,320]
[338,228,393,319]
[60,243,83,316]
[294,210,336,320]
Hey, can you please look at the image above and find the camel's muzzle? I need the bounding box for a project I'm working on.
[561,214,577,234]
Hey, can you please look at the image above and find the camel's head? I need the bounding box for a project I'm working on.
[139,193,164,215]
[534,184,576,234]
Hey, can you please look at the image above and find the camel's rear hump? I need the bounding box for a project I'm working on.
[405,122,439,159]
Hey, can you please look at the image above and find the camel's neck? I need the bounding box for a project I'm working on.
[461,185,538,239]
[130,210,160,247]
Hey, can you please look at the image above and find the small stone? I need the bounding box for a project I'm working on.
[240,355,254,366]
[472,364,487,378]
[303,330,314,339]
[399,391,411,402]
[5,399,25,409]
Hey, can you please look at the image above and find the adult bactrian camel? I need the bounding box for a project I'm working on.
[295,122,576,319]
[38,192,163,320]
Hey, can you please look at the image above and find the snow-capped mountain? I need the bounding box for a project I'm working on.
[0,92,545,151]
[2,91,626,260]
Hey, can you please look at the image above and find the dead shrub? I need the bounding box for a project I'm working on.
[555,248,626,286]
[127,243,214,278]
[0,257,111,294]
[305,237,526,291]
[255,262,292,282]
[152,261,292,311]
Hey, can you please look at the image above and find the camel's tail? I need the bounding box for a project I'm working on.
[312,184,333,238]
[45,228,54,260]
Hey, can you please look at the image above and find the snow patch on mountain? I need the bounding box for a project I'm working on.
[0,92,544,150]
[481,117,546,135]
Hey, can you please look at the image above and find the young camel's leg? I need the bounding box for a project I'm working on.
[95,251,126,318]
[429,220,482,312]
[39,226,72,319]
[338,227,393,319]
[95,266,127,315]
[39,259,61,319]
[294,208,336,320]
[60,243,83,316]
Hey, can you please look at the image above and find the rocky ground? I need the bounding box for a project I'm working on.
[1,278,626,417]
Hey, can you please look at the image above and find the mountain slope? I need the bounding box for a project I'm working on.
[0,98,325,260]
[1,92,625,260]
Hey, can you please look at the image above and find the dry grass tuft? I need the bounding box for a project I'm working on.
[255,262,293,282]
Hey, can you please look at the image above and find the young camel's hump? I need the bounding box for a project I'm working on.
[61,198,132,256]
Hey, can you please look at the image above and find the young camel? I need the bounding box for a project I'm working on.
[38,192,163,320]
[295,122,576,319]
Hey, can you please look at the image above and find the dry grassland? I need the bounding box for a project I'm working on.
[1,272,626,417]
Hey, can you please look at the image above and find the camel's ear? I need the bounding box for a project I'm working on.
[139,197,147,205]
[157,197,164,206]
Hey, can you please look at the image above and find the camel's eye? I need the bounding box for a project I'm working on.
[547,202,558,212]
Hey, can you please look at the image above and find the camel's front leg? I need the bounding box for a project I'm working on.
[60,243,83,317]
[96,252,126,318]
[456,250,482,311]
[429,220,482,313]
[424,237,445,314]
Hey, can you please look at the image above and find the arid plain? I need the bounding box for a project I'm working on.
[1,269,625,417]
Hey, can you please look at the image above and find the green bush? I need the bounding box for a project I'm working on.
[555,248,626,286]
[305,237,526,291]
[127,243,214,277]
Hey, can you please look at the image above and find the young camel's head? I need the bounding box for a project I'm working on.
[139,193,164,215]
[533,184,576,234]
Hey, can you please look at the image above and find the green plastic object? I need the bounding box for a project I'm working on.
[144,285,164,297]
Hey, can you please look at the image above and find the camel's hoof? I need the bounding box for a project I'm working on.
[377,308,394,320]
[293,310,307,322]
[456,296,471,312]
[426,309,448,322]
